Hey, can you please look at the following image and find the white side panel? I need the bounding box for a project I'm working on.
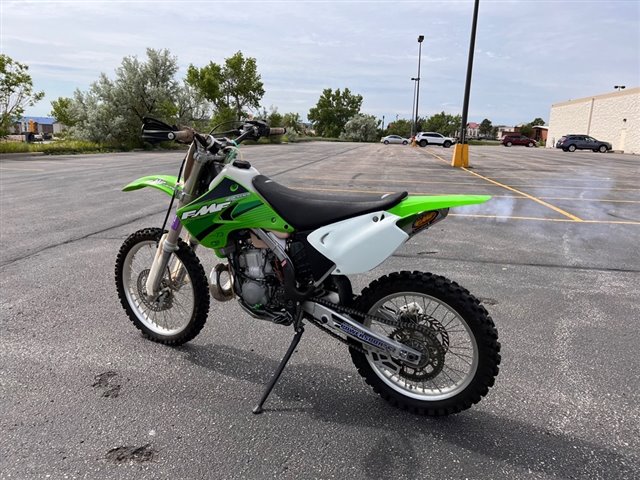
[307,211,408,275]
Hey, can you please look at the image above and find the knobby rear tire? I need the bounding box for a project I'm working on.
[115,228,209,345]
[349,271,500,416]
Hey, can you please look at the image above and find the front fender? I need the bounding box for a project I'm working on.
[123,175,180,197]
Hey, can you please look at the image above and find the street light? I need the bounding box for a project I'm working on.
[411,77,419,135]
[452,0,479,167]
[413,35,425,136]
[614,85,626,91]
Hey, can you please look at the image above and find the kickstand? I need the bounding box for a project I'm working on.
[253,324,304,414]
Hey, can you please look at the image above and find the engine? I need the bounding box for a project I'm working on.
[235,245,282,309]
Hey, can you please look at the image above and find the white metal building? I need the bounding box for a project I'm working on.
[546,87,639,154]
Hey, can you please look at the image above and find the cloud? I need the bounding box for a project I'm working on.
[2,0,638,124]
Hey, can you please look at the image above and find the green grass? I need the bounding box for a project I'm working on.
[0,140,118,155]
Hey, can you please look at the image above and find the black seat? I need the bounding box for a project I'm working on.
[252,175,408,230]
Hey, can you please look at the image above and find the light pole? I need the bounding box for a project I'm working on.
[382,115,385,132]
[411,77,418,135]
[452,0,479,167]
[614,85,626,91]
[414,35,424,136]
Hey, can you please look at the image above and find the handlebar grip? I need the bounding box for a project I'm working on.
[268,127,286,136]
[172,129,193,142]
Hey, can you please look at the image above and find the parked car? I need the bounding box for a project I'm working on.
[502,135,536,147]
[380,135,409,145]
[555,134,611,153]
[416,132,456,148]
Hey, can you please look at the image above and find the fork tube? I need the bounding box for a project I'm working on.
[145,147,207,296]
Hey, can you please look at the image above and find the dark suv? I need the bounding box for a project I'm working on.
[556,135,611,153]
[502,135,536,147]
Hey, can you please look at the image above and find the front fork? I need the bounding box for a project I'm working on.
[145,216,186,296]
[145,145,204,297]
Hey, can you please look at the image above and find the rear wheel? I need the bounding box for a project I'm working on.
[349,271,500,416]
[568,144,577,152]
[115,228,209,345]
[419,140,428,147]
[443,141,452,148]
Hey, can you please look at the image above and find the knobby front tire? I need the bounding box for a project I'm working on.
[115,228,209,345]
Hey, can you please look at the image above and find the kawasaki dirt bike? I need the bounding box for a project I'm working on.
[115,117,500,415]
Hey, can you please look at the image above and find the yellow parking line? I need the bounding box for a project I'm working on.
[294,186,523,198]
[295,175,486,186]
[450,214,640,225]
[424,151,584,222]
[538,197,640,204]
[507,184,639,191]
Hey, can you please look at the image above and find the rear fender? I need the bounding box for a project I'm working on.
[122,175,180,197]
[388,194,491,236]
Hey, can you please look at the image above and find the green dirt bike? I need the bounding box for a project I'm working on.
[115,118,500,415]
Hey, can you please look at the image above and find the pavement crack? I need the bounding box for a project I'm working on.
[271,145,366,177]
[0,208,167,268]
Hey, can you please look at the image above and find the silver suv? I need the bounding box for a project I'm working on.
[416,132,456,148]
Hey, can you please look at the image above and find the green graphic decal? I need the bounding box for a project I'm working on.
[177,176,292,249]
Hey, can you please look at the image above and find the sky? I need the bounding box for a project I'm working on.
[2,0,639,126]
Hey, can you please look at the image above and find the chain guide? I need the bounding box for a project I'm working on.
[308,297,446,374]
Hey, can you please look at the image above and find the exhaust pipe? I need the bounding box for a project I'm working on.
[209,263,234,302]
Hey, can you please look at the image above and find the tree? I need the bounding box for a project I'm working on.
[50,97,76,127]
[530,117,545,126]
[69,48,183,145]
[479,118,493,136]
[341,114,380,142]
[308,88,363,138]
[422,112,461,137]
[186,51,264,121]
[283,112,302,133]
[385,119,412,138]
[519,124,533,138]
[0,54,44,136]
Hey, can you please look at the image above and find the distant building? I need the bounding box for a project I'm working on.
[532,125,548,144]
[466,122,480,138]
[12,116,65,135]
[546,87,639,153]
[496,125,516,138]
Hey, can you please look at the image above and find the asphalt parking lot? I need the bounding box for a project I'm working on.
[1,143,639,479]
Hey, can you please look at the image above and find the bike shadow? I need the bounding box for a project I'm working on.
[178,342,638,479]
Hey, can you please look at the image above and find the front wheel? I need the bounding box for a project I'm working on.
[349,271,500,416]
[383,140,389,145]
[598,145,607,153]
[443,140,452,148]
[402,140,408,145]
[115,228,209,345]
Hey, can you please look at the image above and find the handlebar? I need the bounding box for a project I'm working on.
[141,116,285,154]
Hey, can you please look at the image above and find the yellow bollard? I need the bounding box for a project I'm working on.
[451,143,469,167]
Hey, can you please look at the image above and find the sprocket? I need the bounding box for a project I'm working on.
[390,325,446,381]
